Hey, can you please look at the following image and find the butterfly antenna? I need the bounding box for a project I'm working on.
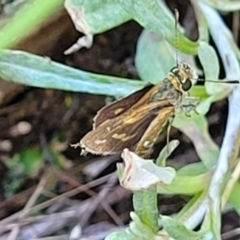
[174,8,179,67]
[194,78,240,84]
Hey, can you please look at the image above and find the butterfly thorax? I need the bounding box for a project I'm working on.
[150,79,182,107]
[149,63,196,110]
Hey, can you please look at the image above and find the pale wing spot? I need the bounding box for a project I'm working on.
[143,141,153,148]
[112,133,127,140]
[95,139,107,145]
[112,133,136,141]
[114,108,124,115]
[124,117,140,124]
[106,127,111,132]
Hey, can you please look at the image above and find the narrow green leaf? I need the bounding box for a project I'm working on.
[0,0,64,49]
[105,212,157,240]
[198,41,230,98]
[0,50,146,97]
[198,41,219,84]
[196,88,231,115]
[176,191,208,228]
[161,215,207,240]
[189,85,209,100]
[156,140,180,167]
[157,172,210,195]
[200,0,240,11]
[229,181,240,215]
[105,230,134,240]
[133,187,159,233]
[205,208,222,240]
[177,162,207,176]
[128,212,157,239]
[197,5,209,42]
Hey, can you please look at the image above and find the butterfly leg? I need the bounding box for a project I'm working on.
[166,115,174,155]
[180,96,200,117]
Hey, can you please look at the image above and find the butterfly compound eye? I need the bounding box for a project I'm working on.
[182,78,192,91]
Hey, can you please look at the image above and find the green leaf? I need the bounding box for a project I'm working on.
[229,181,240,215]
[157,172,210,195]
[4,147,42,196]
[135,29,198,84]
[196,88,231,115]
[106,212,157,240]
[0,50,146,97]
[0,0,64,49]
[156,139,180,167]
[119,0,198,54]
[65,0,130,34]
[9,147,43,174]
[204,208,221,240]
[174,114,219,169]
[105,230,134,240]
[135,30,176,83]
[198,41,219,88]
[197,5,209,42]
[133,187,159,233]
[176,192,208,228]
[19,148,43,174]
[65,0,131,53]
[189,85,209,100]
[198,41,230,98]
[129,212,157,239]
[200,0,240,11]
[161,215,208,240]
[200,2,240,80]
[197,42,233,114]
[177,162,207,176]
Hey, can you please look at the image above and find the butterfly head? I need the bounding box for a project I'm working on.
[170,63,198,92]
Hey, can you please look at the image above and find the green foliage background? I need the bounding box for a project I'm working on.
[1,0,240,239]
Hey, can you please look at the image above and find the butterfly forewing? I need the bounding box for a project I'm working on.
[94,85,153,127]
[80,99,174,155]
